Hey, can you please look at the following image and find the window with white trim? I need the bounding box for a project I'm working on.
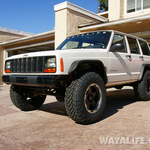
[127,0,150,13]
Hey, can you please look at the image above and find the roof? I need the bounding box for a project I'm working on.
[0,27,34,37]
[0,30,55,46]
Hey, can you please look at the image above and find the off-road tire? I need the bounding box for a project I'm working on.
[134,70,150,101]
[65,72,106,124]
[10,85,46,111]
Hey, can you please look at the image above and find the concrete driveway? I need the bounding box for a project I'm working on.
[0,85,150,150]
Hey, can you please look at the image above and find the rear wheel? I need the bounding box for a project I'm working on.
[10,85,46,111]
[134,70,150,101]
[65,72,106,124]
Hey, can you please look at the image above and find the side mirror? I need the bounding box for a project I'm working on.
[110,43,124,52]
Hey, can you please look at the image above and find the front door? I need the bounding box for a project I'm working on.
[107,34,132,83]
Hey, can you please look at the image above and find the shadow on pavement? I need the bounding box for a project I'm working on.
[39,89,136,122]
[100,89,136,120]
[39,101,68,116]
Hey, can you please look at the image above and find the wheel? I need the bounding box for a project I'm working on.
[55,96,64,102]
[134,70,150,101]
[10,85,46,111]
[65,72,106,124]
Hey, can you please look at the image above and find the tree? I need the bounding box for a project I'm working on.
[98,0,108,12]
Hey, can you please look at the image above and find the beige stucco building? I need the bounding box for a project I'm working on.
[0,0,150,84]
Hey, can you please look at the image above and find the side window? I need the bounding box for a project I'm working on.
[111,34,127,53]
[139,40,150,56]
[127,37,140,54]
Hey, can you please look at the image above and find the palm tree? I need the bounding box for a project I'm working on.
[98,0,108,12]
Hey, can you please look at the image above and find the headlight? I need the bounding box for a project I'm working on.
[47,58,56,68]
[5,60,11,73]
[6,61,10,69]
[44,57,56,73]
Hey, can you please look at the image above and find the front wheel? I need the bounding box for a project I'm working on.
[65,72,106,124]
[134,70,150,101]
[10,85,46,111]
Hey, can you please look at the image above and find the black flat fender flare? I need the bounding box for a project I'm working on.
[138,63,150,81]
[68,60,108,84]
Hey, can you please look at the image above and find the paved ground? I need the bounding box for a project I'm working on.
[0,85,150,150]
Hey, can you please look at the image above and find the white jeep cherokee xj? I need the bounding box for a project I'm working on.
[2,30,150,124]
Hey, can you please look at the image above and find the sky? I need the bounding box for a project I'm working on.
[0,0,100,34]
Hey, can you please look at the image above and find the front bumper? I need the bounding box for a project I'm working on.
[2,75,57,87]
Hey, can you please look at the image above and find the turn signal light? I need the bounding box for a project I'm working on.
[5,70,10,73]
[44,68,56,73]
[60,58,64,72]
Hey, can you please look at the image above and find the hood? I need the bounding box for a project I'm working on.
[6,48,106,60]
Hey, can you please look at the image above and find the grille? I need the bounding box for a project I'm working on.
[10,57,44,73]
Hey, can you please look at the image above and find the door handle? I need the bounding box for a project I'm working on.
[139,56,144,60]
[126,55,131,61]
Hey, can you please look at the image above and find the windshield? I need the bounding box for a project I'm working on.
[57,31,111,50]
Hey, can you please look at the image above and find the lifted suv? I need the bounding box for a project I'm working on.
[2,30,150,124]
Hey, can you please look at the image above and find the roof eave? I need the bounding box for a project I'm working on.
[0,27,34,37]
[79,14,150,31]
[0,30,55,46]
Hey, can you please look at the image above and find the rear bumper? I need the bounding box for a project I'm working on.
[2,75,57,88]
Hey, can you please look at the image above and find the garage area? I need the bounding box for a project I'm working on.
[7,42,54,57]
[3,30,55,58]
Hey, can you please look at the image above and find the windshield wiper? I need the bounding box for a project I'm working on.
[73,46,93,49]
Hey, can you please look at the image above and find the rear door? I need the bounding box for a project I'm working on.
[138,40,150,64]
[126,37,144,80]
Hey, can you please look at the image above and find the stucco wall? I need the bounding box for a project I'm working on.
[55,9,67,49]
[109,0,120,21]
[120,0,125,19]
[109,0,150,20]
[66,9,99,37]
[55,8,100,48]
[0,47,4,84]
